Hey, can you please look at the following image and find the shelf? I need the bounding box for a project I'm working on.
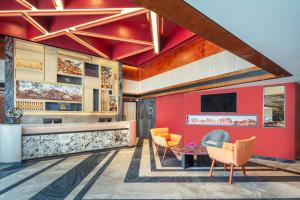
[57,74,82,85]
[57,72,82,78]
[85,63,99,78]
[45,102,82,111]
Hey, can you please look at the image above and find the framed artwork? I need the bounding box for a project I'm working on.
[57,57,83,75]
[15,58,43,71]
[101,66,113,89]
[186,115,258,127]
[16,80,82,102]
[109,96,117,112]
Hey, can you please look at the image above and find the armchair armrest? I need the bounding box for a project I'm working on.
[207,146,234,164]
[153,136,168,147]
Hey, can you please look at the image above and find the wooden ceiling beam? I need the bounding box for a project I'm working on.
[132,0,291,77]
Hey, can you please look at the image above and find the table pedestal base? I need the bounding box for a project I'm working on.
[182,154,211,168]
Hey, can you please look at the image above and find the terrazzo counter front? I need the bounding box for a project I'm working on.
[21,120,136,160]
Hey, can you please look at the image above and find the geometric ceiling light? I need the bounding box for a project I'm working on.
[150,11,160,53]
[0,0,195,65]
[15,0,37,10]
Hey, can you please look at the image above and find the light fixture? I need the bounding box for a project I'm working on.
[150,11,159,54]
[53,0,64,10]
[73,31,153,46]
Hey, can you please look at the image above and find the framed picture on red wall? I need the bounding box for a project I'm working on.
[186,114,258,127]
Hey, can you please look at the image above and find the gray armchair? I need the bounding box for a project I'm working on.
[201,129,231,148]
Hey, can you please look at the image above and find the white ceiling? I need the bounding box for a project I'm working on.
[185,0,300,83]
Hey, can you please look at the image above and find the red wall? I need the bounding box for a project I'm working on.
[156,83,297,160]
[156,93,185,135]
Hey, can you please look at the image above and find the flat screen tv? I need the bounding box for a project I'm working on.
[201,92,237,112]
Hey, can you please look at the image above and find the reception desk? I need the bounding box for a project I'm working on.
[0,121,136,161]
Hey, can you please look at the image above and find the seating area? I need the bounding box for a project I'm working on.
[0,0,299,199]
[151,127,256,184]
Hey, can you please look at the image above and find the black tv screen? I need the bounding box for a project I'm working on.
[201,92,237,112]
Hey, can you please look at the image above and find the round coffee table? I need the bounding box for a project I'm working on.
[172,145,211,168]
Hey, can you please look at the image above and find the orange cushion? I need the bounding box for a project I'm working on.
[157,132,170,141]
[167,141,179,147]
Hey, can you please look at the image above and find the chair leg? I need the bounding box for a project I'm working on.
[224,163,227,171]
[229,164,235,184]
[242,165,246,176]
[162,147,168,160]
[155,145,159,156]
[209,159,215,177]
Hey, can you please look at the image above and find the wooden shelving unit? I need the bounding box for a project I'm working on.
[13,39,119,115]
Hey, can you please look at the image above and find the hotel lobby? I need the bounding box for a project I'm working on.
[0,0,300,199]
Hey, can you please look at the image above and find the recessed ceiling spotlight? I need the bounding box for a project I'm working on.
[53,0,64,10]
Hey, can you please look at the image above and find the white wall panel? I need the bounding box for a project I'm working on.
[124,102,136,121]
[123,79,139,94]
[138,51,254,94]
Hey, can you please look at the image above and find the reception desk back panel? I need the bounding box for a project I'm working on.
[13,39,119,115]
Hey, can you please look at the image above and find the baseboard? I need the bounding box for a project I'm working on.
[252,155,295,163]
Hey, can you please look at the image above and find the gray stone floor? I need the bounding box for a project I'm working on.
[0,139,300,200]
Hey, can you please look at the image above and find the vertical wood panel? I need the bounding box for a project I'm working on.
[45,46,57,83]
[124,102,136,121]
[84,88,93,112]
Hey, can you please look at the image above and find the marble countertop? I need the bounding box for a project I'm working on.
[22,121,133,135]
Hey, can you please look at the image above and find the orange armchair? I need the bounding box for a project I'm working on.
[207,136,256,184]
[150,128,182,159]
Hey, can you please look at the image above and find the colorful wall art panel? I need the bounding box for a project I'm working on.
[16,80,82,102]
[57,57,83,75]
[15,59,43,71]
[186,115,258,127]
[101,66,113,89]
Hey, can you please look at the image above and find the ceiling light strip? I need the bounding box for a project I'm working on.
[72,31,153,46]
[0,11,22,17]
[15,0,37,10]
[28,9,122,16]
[21,13,48,34]
[114,46,153,60]
[32,8,148,42]
[75,8,148,31]
[65,31,110,59]
[150,11,160,54]
[0,9,122,17]
[32,31,65,41]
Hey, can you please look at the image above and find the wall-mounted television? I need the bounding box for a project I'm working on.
[201,92,237,112]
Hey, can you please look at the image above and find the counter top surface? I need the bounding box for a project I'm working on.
[21,121,133,135]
